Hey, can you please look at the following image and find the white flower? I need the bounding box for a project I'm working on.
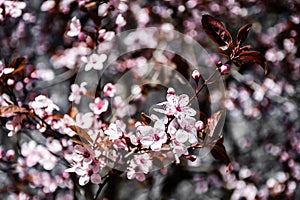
[137,119,167,151]
[89,97,109,115]
[4,1,26,18]
[67,16,81,37]
[154,93,196,118]
[85,53,107,71]
[104,120,125,141]
[116,14,126,27]
[68,82,87,104]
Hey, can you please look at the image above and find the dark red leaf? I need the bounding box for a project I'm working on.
[238,51,268,75]
[201,15,233,47]
[210,136,230,166]
[236,24,252,45]
[217,42,234,57]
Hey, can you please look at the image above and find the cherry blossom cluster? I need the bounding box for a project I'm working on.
[1,0,297,199]
[65,81,213,185]
[0,1,26,22]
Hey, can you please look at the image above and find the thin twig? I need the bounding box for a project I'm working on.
[93,176,109,200]
[189,68,219,104]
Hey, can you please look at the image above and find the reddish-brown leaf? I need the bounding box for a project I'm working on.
[207,110,225,138]
[0,105,28,116]
[72,138,90,147]
[236,24,252,46]
[210,136,230,166]
[217,42,234,57]
[141,112,152,125]
[69,125,93,143]
[238,51,268,74]
[67,106,79,118]
[7,57,26,74]
[201,15,233,47]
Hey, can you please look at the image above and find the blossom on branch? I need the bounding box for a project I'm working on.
[84,53,107,71]
[68,82,87,104]
[30,95,60,117]
[67,17,81,37]
[89,97,108,115]
[137,119,167,151]
[154,93,196,119]
[127,154,152,181]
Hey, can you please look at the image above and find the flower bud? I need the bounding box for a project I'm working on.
[6,149,15,160]
[219,64,230,75]
[216,61,223,67]
[195,120,204,130]
[167,87,175,95]
[192,70,201,82]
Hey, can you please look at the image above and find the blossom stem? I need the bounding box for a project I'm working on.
[93,176,109,200]
[189,68,219,104]
[169,140,180,164]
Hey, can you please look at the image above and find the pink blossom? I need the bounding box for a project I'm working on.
[195,120,205,130]
[5,149,15,160]
[68,82,87,104]
[116,14,126,27]
[3,1,26,18]
[176,117,198,145]
[192,69,201,81]
[72,145,94,165]
[104,120,125,140]
[103,83,116,97]
[67,16,81,37]
[137,119,167,151]
[40,0,56,12]
[54,114,76,137]
[0,7,4,22]
[90,173,102,184]
[84,53,107,71]
[51,42,90,69]
[98,2,110,17]
[66,145,103,186]
[127,154,152,181]
[112,96,137,118]
[46,138,63,153]
[21,141,58,170]
[131,85,142,100]
[75,112,94,129]
[219,64,231,75]
[175,129,189,143]
[30,95,60,117]
[8,192,30,200]
[155,93,196,118]
[175,129,197,145]
[89,97,109,115]
[21,141,41,167]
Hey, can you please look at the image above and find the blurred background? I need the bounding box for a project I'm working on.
[0,0,299,199]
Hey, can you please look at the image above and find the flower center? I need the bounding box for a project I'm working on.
[176,105,181,112]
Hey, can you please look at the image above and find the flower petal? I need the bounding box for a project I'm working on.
[176,129,188,143]
[178,94,189,106]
